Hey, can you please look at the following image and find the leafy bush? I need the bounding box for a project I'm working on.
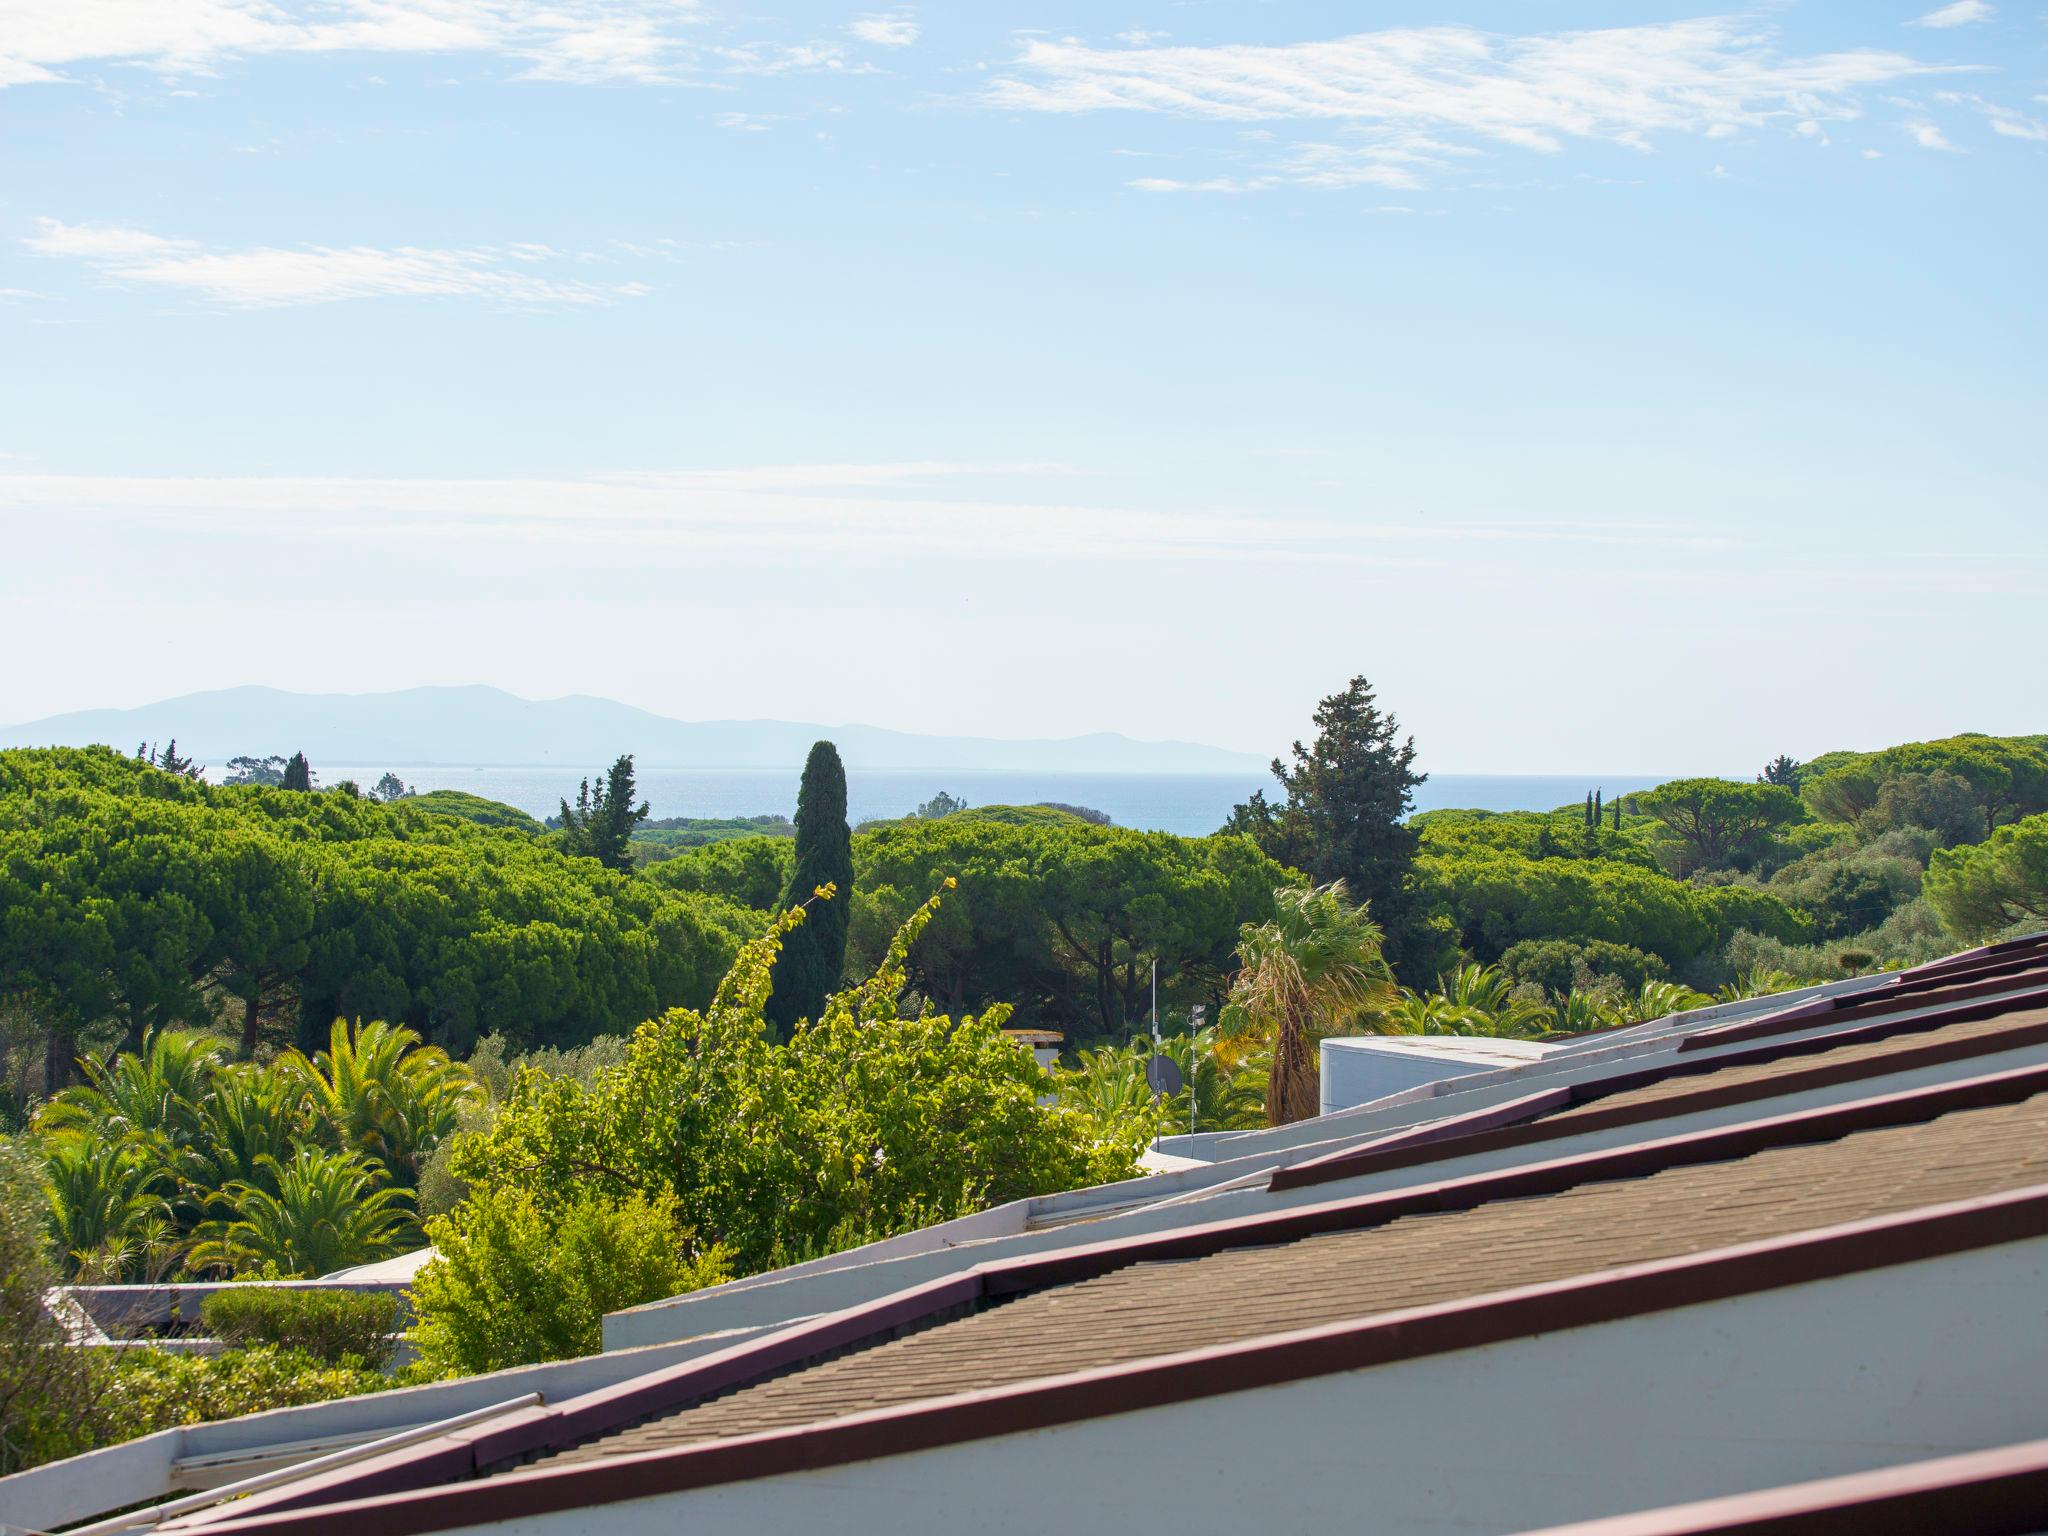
[447,890,1142,1281]
[1414,849,1810,969]
[1500,939,1669,997]
[409,1188,726,1376]
[1925,812,2048,939]
[200,1286,400,1368]
[100,1346,388,1442]
[0,1137,107,1473]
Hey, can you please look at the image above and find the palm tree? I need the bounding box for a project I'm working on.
[1054,1043,1157,1128]
[1380,965,1553,1040]
[1624,980,1714,1024]
[181,1062,311,1217]
[188,1146,413,1277]
[41,1137,174,1280]
[1545,989,1624,1035]
[36,1028,230,1153]
[1152,1027,1267,1133]
[283,1019,481,1185]
[1221,882,1396,1127]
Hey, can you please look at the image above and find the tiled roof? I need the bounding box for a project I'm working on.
[529,1084,2048,1468]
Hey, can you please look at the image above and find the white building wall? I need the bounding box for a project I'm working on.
[452,1235,2048,1536]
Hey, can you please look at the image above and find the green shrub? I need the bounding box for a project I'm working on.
[199,1286,401,1368]
[409,1187,729,1377]
[0,1137,107,1472]
[101,1346,388,1442]
[1500,939,1668,997]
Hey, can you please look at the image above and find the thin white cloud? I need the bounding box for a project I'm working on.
[0,0,860,88]
[1911,1,1994,27]
[1941,91,2048,140]
[988,18,1956,190]
[1986,104,2048,140]
[24,219,648,308]
[1905,119,1957,150]
[849,12,918,49]
[0,467,1739,566]
[1129,175,1261,193]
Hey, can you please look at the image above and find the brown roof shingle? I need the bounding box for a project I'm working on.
[528,1087,2048,1469]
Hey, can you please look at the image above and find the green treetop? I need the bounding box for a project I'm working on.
[768,741,854,1033]
[1224,676,1426,963]
[557,754,650,871]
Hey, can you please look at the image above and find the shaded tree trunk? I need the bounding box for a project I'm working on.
[1266,1004,1319,1127]
[240,989,261,1058]
[42,1025,76,1093]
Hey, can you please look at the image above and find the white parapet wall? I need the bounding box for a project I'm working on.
[1319,1034,1558,1116]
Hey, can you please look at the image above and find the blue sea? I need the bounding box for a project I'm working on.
[340,766,1673,838]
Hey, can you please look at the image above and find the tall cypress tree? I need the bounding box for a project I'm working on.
[280,751,314,792]
[767,741,854,1035]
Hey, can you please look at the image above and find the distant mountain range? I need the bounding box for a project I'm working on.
[0,686,1267,775]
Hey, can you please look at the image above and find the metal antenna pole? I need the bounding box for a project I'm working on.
[1150,957,1160,1105]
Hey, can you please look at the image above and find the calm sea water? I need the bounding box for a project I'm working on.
[341,766,1672,838]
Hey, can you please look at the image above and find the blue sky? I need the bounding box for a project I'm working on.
[1,1,2042,773]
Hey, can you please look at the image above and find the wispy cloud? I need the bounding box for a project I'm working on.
[849,12,919,49]
[1911,1,1994,27]
[1905,119,1958,150]
[0,466,1738,566]
[0,0,854,88]
[23,219,648,308]
[989,18,1957,190]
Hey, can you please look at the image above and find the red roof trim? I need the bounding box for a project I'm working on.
[1678,968,2048,1054]
[1507,1434,2048,1535]
[186,1186,2048,1536]
[1271,987,2048,1193]
[195,1271,987,1524]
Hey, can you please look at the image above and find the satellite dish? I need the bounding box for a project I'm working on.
[1145,1055,1184,1095]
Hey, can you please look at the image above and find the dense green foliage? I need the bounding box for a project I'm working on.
[436,891,1143,1295]
[1925,813,2048,939]
[847,816,1289,1045]
[643,833,795,911]
[555,754,651,872]
[1632,778,1804,876]
[1226,676,1427,961]
[1801,735,2048,839]
[30,1020,475,1280]
[99,1346,388,1442]
[411,1188,728,1376]
[406,789,546,834]
[0,1137,101,1473]
[200,1285,401,1367]
[0,747,753,1073]
[767,741,854,1034]
[631,813,793,863]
